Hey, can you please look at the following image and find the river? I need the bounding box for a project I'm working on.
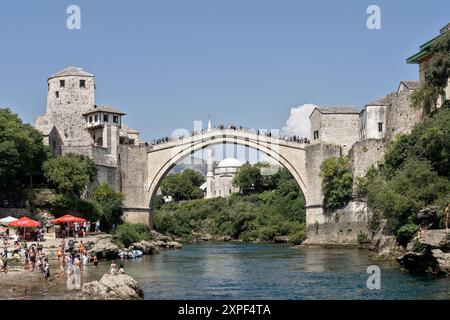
[23,243,450,300]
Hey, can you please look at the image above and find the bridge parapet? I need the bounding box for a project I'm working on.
[147,129,308,152]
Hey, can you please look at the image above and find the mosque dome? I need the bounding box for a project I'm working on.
[217,158,243,168]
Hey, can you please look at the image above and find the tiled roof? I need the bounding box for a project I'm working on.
[48,66,94,79]
[121,124,139,134]
[366,94,391,106]
[82,104,126,116]
[399,80,420,90]
[315,106,359,114]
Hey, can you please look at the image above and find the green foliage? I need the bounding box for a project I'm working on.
[43,153,97,197]
[51,194,98,221]
[357,231,370,244]
[289,230,306,245]
[152,194,165,210]
[412,237,426,253]
[93,183,124,231]
[411,82,442,114]
[233,162,262,194]
[363,160,449,236]
[154,162,306,242]
[0,108,49,204]
[396,223,419,247]
[367,211,381,235]
[319,157,353,210]
[411,31,450,113]
[113,223,150,248]
[384,107,450,178]
[160,169,205,201]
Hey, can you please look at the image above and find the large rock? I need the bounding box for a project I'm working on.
[149,230,173,242]
[82,274,144,300]
[369,235,406,261]
[153,240,182,250]
[397,230,450,276]
[417,206,443,229]
[419,229,450,250]
[88,235,120,260]
[130,240,160,255]
[273,236,290,243]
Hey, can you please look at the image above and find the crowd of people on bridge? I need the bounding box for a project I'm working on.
[150,123,310,146]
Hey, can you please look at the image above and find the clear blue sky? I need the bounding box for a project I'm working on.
[1,0,449,141]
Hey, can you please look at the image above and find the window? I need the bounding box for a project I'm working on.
[378,122,383,133]
[94,115,98,122]
[103,114,109,122]
[113,116,119,123]
[60,80,65,88]
[89,116,93,123]
[55,91,59,98]
[80,79,86,88]
[313,130,319,140]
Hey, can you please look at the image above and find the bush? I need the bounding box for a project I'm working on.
[153,211,179,235]
[320,157,353,210]
[412,237,426,253]
[289,230,306,245]
[93,183,124,231]
[396,223,419,247]
[51,194,98,221]
[113,223,150,248]
[357,231,370,244]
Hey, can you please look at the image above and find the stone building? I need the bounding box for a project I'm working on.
[203,157,243,198]
[359,95,388,140]
[309,107,360,155]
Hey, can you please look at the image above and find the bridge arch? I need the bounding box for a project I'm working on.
[146,129,308,224]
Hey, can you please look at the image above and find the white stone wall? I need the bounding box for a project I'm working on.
[213,167,239,198]
[360,105,386,140]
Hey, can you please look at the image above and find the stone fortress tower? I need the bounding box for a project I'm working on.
[35,66,150,224]
[35,67,95,151]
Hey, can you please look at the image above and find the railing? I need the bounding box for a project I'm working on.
[149,127,310,148]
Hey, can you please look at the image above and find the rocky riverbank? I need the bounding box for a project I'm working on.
[397,230,450,276]
[0,230,182,299]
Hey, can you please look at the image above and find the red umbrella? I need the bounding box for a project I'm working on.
[51,214,87,224]
[9,216,40,227]
[9,217,40,240]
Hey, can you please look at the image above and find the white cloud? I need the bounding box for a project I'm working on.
[282,103,317,138]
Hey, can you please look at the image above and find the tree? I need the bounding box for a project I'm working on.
[0,108,48,203]
[94,183,124,231]
[384,107,450,178]
[363,159,449,239]
[43,153,97,197]
[319,156,353,210]
[233,162,262,194]
[160,169,205,201]
[182,169,205,187]
[412,31,450,113]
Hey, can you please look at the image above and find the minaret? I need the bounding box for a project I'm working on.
[206,118,214,198]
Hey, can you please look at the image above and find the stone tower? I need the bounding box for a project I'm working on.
[37,66,95,146]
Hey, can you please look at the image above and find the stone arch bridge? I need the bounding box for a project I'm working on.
[120,128,312,227]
